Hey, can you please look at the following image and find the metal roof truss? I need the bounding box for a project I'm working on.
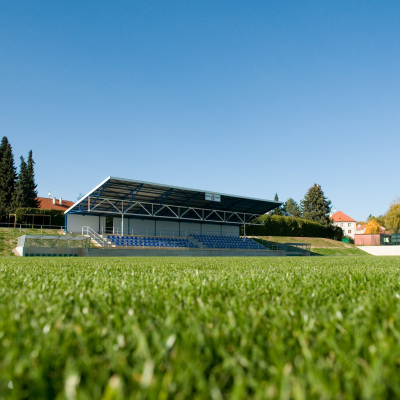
[66,177,282,226]
[70,195,261,225]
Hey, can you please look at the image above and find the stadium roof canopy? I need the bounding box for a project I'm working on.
[65,177,282,225]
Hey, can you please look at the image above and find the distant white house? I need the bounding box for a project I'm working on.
[330,211,357,239]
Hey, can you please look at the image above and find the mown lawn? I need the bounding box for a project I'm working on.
[1,256,400,399]
[254,236,351,248]
[311,248,370,256]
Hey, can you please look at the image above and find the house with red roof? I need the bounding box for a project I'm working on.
[355,223,386,235]
[36,197,74,211]
[12,197,75,228]
[330,211,357,239]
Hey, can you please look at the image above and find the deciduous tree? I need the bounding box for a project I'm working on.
[365,219,382,234]
[385,200,400,233]
[367,214,385,227]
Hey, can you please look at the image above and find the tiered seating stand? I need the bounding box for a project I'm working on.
[84,233,285,257]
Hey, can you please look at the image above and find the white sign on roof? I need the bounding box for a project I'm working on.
[205,193,221,202]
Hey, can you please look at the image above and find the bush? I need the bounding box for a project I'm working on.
[14,207,65,226]
[245,214,343,239]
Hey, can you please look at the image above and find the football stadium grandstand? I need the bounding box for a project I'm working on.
[15,177,311,256]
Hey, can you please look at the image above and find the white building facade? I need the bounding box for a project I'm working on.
[330,211,357,239]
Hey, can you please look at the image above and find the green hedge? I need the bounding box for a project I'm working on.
[244,214,343,239]
[14,207,65,226]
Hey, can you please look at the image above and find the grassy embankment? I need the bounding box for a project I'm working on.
[1,256,400,398]
[253,235,369,256]
[0,227,63,256]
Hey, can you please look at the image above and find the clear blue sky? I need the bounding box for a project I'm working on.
[1,1,399,221]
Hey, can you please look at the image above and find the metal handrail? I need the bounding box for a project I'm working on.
[82,226,110,247]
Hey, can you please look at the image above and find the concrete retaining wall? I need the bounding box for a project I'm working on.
[357,246,400,256]
[21,247,85,257]
[85,248,285,257]
[16,246,285,257]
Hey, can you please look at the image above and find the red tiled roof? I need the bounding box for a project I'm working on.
[330,211,356,223]
[36,197,75,211]
[357,223,386,233]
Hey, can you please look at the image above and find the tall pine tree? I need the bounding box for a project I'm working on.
[300,184,332,226]
[285,198,301,217]
[14,156,29,209]
[0,138,5,160]
[0,137,17,221]
[26,150,39,207]
[269,193,284,216]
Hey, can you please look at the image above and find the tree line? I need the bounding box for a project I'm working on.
[245,184,343,238]
[270,183,332,226]
[269,184,400,235]
[363,200,400,234]
[0,137,38,222]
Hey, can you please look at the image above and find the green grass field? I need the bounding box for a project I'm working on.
[253,236,369,257]
[254,236,354,248]
[1,256,400,399]
[311,248,370,256]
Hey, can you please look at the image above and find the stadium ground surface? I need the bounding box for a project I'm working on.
[1,228,367,257]
[1,256,400,399]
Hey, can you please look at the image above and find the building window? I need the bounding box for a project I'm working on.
[348,223,351,227]
[348,230,352,234]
